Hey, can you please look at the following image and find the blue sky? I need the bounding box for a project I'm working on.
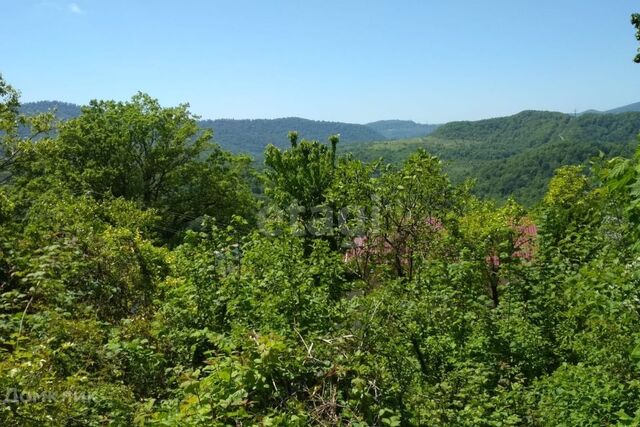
[1,0,639,123]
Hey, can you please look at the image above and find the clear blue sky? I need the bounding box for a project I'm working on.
[1,0,639,123]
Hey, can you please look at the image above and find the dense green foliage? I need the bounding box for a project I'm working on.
[3,71,640,425]
[349,110,640,205]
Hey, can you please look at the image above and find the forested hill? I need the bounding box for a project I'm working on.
[365,119,441,139]
[198,118,384,155]
[20,102,386,156]
[431,110,570,149]
[348,110,640,205]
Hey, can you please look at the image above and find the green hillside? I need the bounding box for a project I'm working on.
[199,117,385,156]
[347,111,640,205]
[365,119,440,139]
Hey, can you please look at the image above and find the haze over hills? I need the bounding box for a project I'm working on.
[581,101,640,115]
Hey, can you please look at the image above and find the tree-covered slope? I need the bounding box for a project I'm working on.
[199,117,385,156]
[348,111,640,205]
[365,119,440,139]
[431,110,571,155]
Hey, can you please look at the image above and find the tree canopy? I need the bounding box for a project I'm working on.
[14,92,256,240]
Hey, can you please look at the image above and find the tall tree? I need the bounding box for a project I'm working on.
[28,93,256,237]
[264,132,341,250]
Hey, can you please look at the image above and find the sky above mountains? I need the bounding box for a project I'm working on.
[2,0,640,123]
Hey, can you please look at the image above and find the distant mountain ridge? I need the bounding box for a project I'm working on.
[18,101,443,156]
[20,101,388,156]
